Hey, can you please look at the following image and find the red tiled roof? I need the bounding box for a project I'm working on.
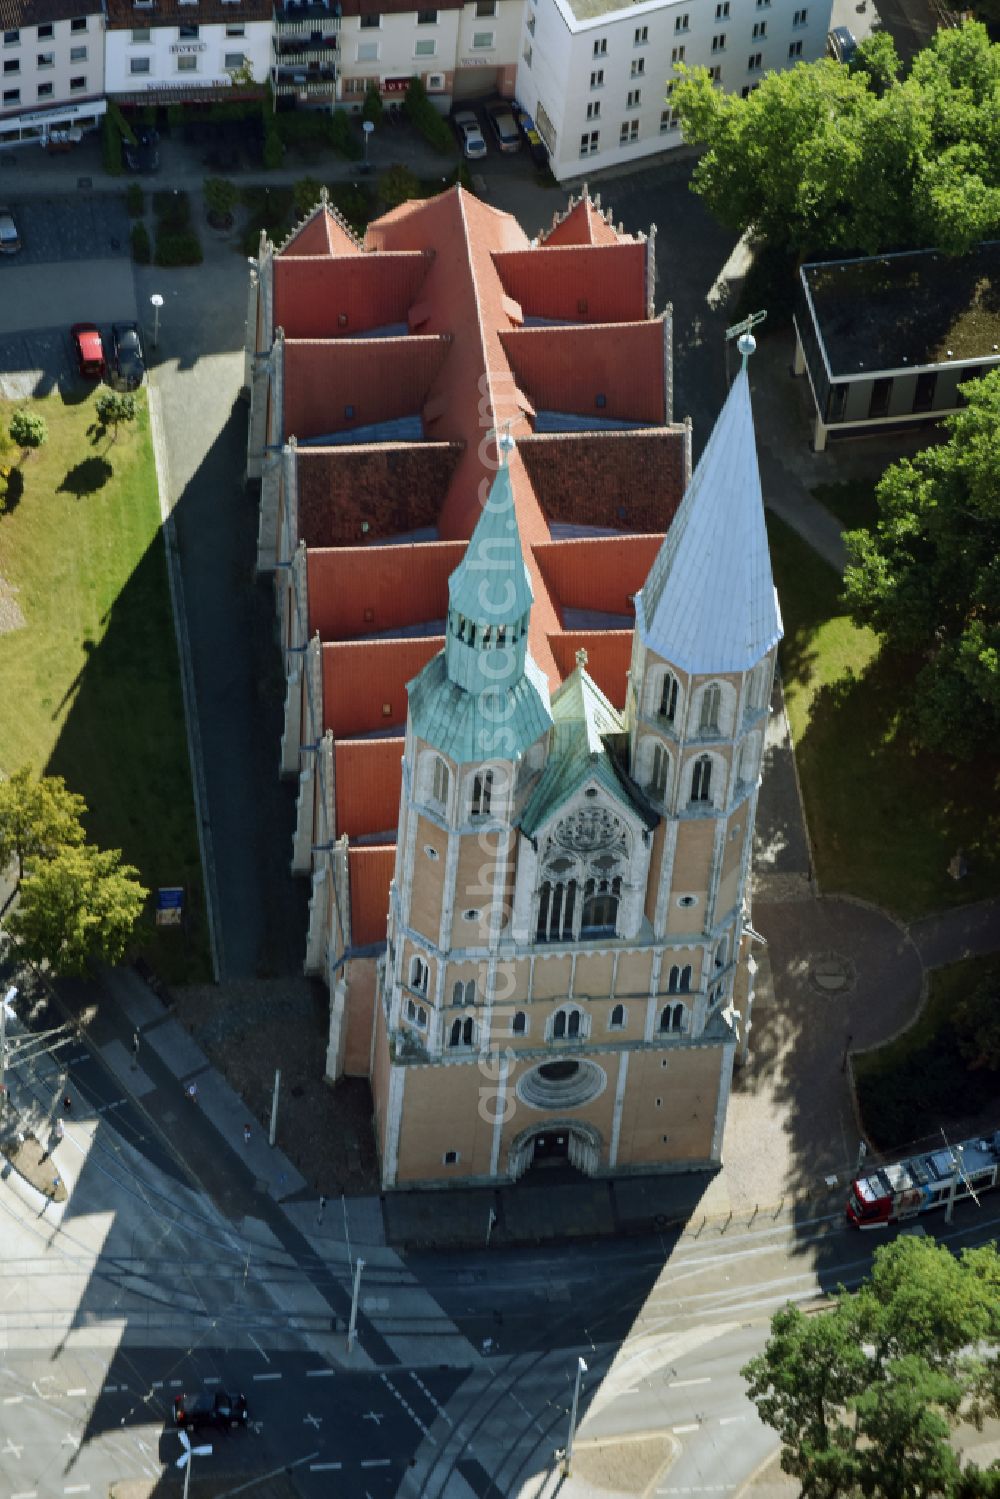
[279,206,360,259]
[336,739,405,841]
[307,542,465,639]
[519,430,688,535]
[274,252,432,339]
[492,244,648,325]
[297,444,462,548]
[549,632,634,709]
[501,323,667,426]
[323,638,443,738]
[282,336,450,442]
[348,845,396,946]
[542,197,625,248]
[533,535,664,619]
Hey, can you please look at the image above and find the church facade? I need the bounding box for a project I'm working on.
[244,184,781,1188]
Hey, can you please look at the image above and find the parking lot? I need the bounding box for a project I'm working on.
[0,195,136,396]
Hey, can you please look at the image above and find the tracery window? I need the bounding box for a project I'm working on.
[534,807,630,944]
[659,1002,686,1033]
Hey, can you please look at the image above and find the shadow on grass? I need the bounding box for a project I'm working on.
[58,456,114,498]
[1,466,24,514]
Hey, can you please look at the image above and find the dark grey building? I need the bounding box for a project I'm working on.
[792,242,1000,450]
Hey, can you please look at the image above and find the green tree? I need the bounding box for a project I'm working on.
[95,389,137,442]
[202,176,238,224]
[0,767,86,886]
[842,369,1000,758]
[362,80,384,126]
[292,176,324,219]
[743,1237,1000,1498]
[672,22,1000,258]
[379,162,420,211]
[953,977,1000,1072]
[9,408,48,461]
[8,843,148,976]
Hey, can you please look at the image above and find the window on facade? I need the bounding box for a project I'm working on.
[177,53,197,70]
[674,12,689,28]
[37,51,54,67]
[671,45,684,63]
[410,955,429,995]
[537,878,577,941]
[580,129,600,155]
[36,79,52,95]
[709,63,722,80]
[360,11,380,24]
[788,40,803,57]
[449,1017,475,1047]
[476,0,497,12]
[472,29,493,45]
[451,979,476,1007]
[2,86,18,101]
[659,1002,685,1033]
[590,67,603,87]
[553,1008,581,1040]
[715,1,729,15]
[443,1149,459,1164]
[634,23,647,42]
[471,768,493,818]
[357,40,378,58]
[406,998,428,1028]
[70,44,87,59]
[581,875,621,934]
[37,22,53,37]
[691,755,712,804]
[430,756,450,810]
[512,1010,526,1035]
[178,23,199,36]
[224,50,245,66]
[648,742,669,800]
[593,35,607,55]
[869,377,893,419]
[793,6,807,21]
[586,99,600,119]
[660,108,677,131]
[913,371,937,412]
[626,87,641,107]
[3,28,20,44]
[753,19,766,36]
[610,1002,625,1029]
[225,22,245,34]
[699,684,721,734]
[712,32,725,50]
[417,6,438,19]
[668,963,692,993]
[415,37,436,54]
[747,51,763,68]
[3,57,19,72]
[657,672,678,721]
[69,73,86,88]
[131,26,151,40]
[71,14,88,28]
[631,55,645,75]
[129,55,150,71]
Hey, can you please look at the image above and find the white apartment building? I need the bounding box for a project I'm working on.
[0,0,106,147]
[105,0,273,105]
[515,0,830,179]
[337,0,522,113]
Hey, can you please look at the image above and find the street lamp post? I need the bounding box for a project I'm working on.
[362,118,374,172]
[347,1255,365,1353]
[563,1356,587,1476]
[176,1428,212,1499]
[150,292,164,349]
[0,986,17,1122]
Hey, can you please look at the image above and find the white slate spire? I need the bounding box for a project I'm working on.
[635,338,782,675]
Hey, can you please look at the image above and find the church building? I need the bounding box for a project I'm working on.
[244,183,781,1187]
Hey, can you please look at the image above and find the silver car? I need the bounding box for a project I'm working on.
[0,207,21,255]
[454,110,487,160]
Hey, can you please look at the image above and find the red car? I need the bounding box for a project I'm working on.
[71,322,106,379]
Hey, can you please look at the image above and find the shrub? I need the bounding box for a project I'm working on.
[102,114,123,177]
[379,163,420,211]
[327,182,374,236]
[130,222,151,264]
[203,177,238,223]
[292,176,324,219]
[153,190,191,229]
[10,409,48,454]
[95,390,137,440]
[362,82,384,126]
[154,228,203,266]
[404,76,454,154]
[329,108,362,160]
[262,103,284,168]
[125,182,144,218]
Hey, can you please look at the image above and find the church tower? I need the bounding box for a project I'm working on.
[628,332,782,1050]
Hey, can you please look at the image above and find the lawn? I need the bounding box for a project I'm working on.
[768,513,1000,918]
[0,390,208,981]
[854,955,1000,1152]
[811,478,879,533]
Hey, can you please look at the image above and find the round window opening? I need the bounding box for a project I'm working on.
[516,1058,606,1111]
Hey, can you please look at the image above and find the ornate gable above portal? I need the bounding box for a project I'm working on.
[552,804,629,856]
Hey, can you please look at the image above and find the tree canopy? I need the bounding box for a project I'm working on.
[0,766,86,885]
[743,1236,1000,1497]
[672,22,1000,255]
[8,843,148,976]
[842,369,1000,759]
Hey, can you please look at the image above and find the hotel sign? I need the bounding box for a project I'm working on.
[170,41,207,52]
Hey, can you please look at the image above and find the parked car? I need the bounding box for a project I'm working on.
[174,1390,249,1432]
[111,322,146,390]
[827,25,858,62]
[514,109,549,170]
[123,126,160,174]
[70,323,106,380]
[453,110,487,161]
[487,104,521,153]
[0,206,21,255]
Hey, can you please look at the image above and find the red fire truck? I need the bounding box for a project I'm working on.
[846,1132,1000,1229]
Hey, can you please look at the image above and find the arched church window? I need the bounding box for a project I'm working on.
[659,1002,686,1034]
[649,743,669,801]
[512,1010,526,1035]
[699,684,722,734]
[410,955,429,995]
[536,879,577,943]
[552,1007,582,1041]
[610,1003,625,1029]
[668,963,692,993]
[691,755,712,804]
[581,876,621,937]
[659,671,679,723]
[471,769,493,818]
[449,1016,475,1048]
[431,756,450,810]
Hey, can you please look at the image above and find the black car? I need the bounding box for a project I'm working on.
[174,1390,249,1432]
[123,126,160,174]
[112,321,145,390]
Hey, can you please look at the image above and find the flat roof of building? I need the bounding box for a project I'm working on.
[557,0,666,27]
[801,241,1000,378]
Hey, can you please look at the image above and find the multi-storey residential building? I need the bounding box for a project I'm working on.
[244,183,781,1188]
[515,0,831,180]
[0,0,105,148]
[104,0,272,105]
[336,0,521,114]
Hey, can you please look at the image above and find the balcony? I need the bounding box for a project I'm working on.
[272,64,338,94]
[274,0,342,34]
[273,35,338,63]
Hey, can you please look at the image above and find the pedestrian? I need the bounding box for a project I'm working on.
[317,1195,326,1226]
[187,1082,198,1104]
[243,1124,252,1146]
[63,1095,72,1113]
[131,1031,140,1070]
[55,1118,65,1143]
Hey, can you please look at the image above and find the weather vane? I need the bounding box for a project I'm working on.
[486,420,515,467]
[725,309,767,371]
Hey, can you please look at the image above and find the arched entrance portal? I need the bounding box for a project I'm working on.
[508,1120,603,1181]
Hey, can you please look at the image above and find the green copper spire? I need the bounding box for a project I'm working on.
[444,442,534,696]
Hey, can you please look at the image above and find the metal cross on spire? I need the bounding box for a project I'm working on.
[486,420,515,467]
[725,309,767,371]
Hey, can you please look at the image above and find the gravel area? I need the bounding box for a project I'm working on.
[170,977,380,1196]
[0,574,25,635]
[573,1435,676,1494]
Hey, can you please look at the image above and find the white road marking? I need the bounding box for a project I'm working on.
[205,1377,221,1385]
[103,1386,118,1394]
[61,1435,81,1449]
[718,1415,746,1425]
[669,1378,711,1388]
[253,1373,282,1382]
[310,1463,342,1471]
[672,1423,700,1433]
[168,1381,183,1388]
[409,1371,454,1427]
[363,1410,383,1424]
[3,1439,24,1458]
[64,1486,91,1494]
[151,1382,163,1390]
[380,1373,435,1443]
[361,1459,391,1468]
[307,1368,335,1378]
[66,1389,87,1397]
[304,1413,322,1429]
[12,1490,38,1498]
[4,1395,24,1404]
[249,1334,270,1364]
